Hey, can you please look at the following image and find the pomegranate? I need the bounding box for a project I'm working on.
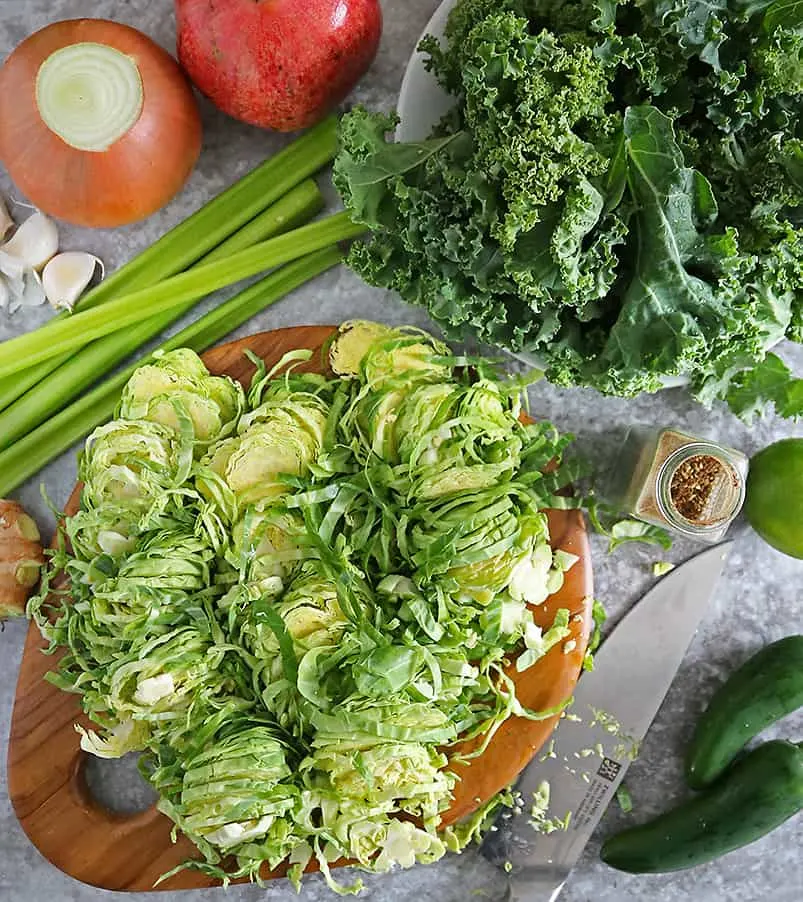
[175,0,382,131]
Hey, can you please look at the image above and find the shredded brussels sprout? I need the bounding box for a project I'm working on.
[31,330,580,892]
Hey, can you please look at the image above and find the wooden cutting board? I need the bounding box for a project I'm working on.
[7,325,593,892]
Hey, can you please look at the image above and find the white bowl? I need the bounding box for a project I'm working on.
[396,0,458,143]
[394,0,696,388]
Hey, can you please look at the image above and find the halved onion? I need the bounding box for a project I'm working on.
[0,19,202,228]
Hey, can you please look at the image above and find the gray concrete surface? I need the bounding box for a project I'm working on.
[1,2,801,901]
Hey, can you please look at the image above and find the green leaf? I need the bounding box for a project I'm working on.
[616,783,634,814]
[602,106,728,377]
[253,599,299,687]
[763,0,803,33]
[608,519,674,553]
[334,108,462,224]
[587,497,673,553]
[726,353,803,422]
[354,645,424,697]
[652,561,675,577]
[589,598,607,654]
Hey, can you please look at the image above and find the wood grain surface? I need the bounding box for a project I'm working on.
[8,326,593,891]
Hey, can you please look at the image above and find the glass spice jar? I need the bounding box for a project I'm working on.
[605,427,749,543]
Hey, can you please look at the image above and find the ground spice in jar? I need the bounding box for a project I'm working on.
[605,427,749,543]
[670,454,728,524]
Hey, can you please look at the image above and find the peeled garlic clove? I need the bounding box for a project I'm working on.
[0,249,25,282]
[0,249,47,313]
[42,252,101,310]
[0,197,13,239]
[4,267,45,313]
[2,211,59,271]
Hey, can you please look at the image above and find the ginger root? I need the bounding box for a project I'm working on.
[0,500,44,620]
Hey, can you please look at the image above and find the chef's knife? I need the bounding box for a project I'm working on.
[481,542,732,901]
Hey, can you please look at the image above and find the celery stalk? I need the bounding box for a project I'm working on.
[200,193,325,264]
[75,117,337,310]
[196,179,324,263]
[0,181,324,451]
[0,246,343,498]
[0,117,338,412]
[0,212,364,379]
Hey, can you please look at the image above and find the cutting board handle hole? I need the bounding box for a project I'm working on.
[78,752,158,817]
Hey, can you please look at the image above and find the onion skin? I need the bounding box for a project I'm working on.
[175,0,382,132]
[0,19,202,228]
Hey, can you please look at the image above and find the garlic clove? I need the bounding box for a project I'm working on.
[2,211,59,271]
[42,252,102,310]
[0,196,13,239]
[0,249,25,282]
[0,276,9,310]
[4,266,45,313]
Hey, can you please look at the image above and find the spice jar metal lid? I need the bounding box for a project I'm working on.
[655,442,746,537]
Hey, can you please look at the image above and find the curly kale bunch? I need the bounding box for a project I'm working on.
[334,0,803,417]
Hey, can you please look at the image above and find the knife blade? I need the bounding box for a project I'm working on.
[480,542,732,901]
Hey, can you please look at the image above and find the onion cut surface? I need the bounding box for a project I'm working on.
[0,19,202,227]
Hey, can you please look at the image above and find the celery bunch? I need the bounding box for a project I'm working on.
[0,117,365,496]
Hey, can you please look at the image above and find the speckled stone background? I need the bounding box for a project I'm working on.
[1,2,801,901]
